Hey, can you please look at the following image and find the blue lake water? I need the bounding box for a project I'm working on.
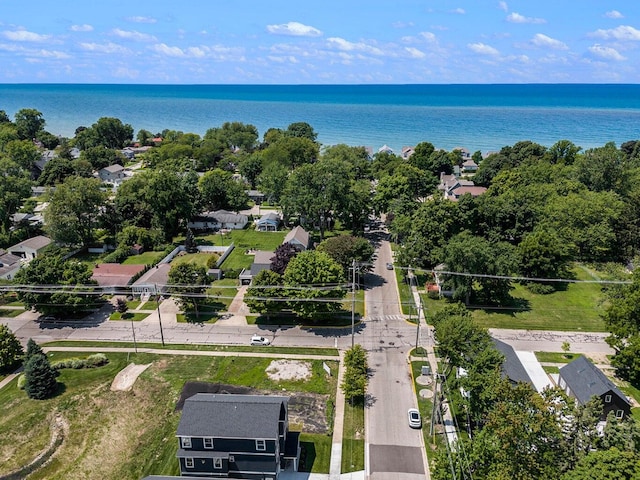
[0,84,638,153]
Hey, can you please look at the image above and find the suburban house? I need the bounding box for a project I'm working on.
[0,251,23,280]
[492,339,534,387]
[188,210,248,232]
[461,159,479,173]
[255,213,281,232]
[401,146,415,160]
[558,356,632,421]
[246,190,265,204]
[174,393,300,479]
[91,263,146,289]
[240,251,275,285]
[97,164,126,183]
[282,226,310,252]
[7,235,52,261]
[378,144,394,155]
[438,172,486,201]
[132,263,171,297]
[452,146,472,161]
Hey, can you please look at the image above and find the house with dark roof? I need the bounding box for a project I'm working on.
[255,213,281,232]
[558,356,631,421]
[131,263,171,296]
[282,226,310,252]
[188,210,248,232]
[239,250,274,285]
[492,339,534,387]
[0,251,23,280]
[174,393,300,479]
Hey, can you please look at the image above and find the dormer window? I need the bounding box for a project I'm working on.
[181,437,192,448]
[203,437,214,449]
[256,439,266,451]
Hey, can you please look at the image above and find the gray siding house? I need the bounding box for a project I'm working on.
[175,393,300,479]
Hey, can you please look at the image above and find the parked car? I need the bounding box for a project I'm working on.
[250,335,270,346]
[386,262,394,270]
[408,408,422,428]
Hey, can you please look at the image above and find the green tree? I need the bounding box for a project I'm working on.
[45,176,106,247]
[80,146,125,170]
[244,269,286,319]
[442,231,516,305]
[75,117,133,149]
[285,122,318,142]
[24,338,44,363]
[316,235,374,274]
[136,129,154,146]
[562,448,640,480]
[204,121,258,152]
[14,255,97,315]
[24,353,58,400]
[321,144,371,180]
[14,108,45,140]
[261,136,319,169]
[574,142,628,194]
[5,139,41,171]
[238,154,263,189]
[0,324,23,370]
[517,227,574,292]
[0,158,33,235]
[341,344,368,404]
[283,250,346,320]
[257,162,289,204]
[269,244,299,275]
[168,263,209,319]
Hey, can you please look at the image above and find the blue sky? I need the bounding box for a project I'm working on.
[0,0,638,84]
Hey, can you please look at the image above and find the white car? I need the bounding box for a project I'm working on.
[250,335,270,346]
[408,408,422,429]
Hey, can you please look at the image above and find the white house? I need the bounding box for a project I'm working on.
[8,235,53,261]
[188,210,248,231]
[282,226,310,251]
[97,164,126,183]
[255,212,281,232]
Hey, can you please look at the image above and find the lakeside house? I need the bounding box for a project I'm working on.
[255,213,281,232]
[438,172,486,201]
[188,210,248,232]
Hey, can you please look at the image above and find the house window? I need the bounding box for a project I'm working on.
[616,410,624,419]
[214,458,223,469]
[181,437,192,448]
[203,437,214,449]
[256,439,266,451]
[185,458,194,469]
[605,394,612,403]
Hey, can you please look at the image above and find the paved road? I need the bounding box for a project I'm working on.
[363,234,428,480]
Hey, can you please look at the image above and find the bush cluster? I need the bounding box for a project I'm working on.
[102,248,130,263]
[51,353,109,370]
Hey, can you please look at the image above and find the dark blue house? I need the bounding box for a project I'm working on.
[174,393,300,479]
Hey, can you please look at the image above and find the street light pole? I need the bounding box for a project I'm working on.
[130,316,138,353]
[415,295,421,352]
[156,285,165,346]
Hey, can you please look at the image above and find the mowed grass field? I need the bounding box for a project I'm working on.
[0,351,338,479]
[422,264,609,332]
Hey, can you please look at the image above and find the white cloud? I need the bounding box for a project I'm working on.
[70,24,93,32]
[2,29,50,42]
[590,25,640,41]
[405,47,426,59]
[450,8,465,14]
[267,55,299,64]
[392,21,414,28]
[401,31,437,44]
[531,33,568,50]
[327,37,384,55]
[111,28,157,42]
[266,21,322,37]
[589,44,626,61]
[125,16,157,24]
[507,12,546,24]
[33,49,71,59]
[79,42,130,54]
[152,43,185,57]
[498,1,508,12]
[605,10,623,19]
[467,42,499,55]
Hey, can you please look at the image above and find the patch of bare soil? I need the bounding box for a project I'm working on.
[110,363,152,391]
[177,381,330,434]
[266,359,312,382]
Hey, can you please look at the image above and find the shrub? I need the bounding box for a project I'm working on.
[17,373,25,390]
[52,353,109,370]
[206,253,221,269]
[24,353,58,400]
[103,247,130,263]
[86,353,108,367]
[223,268,241,279]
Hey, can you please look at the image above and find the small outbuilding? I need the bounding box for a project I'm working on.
[255,212,281,232]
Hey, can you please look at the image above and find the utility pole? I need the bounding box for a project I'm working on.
[415,295,422,352]
[130,316,138,353]
[351,258,356,348]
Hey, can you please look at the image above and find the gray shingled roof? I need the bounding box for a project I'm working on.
[9,235,52,252]
[283,226,309,248]
[559,356,630,406]
[492,339,533,386]
[177,393,288,439]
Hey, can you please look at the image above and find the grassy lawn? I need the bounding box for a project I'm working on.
[395,266,415,315]
[206,279,238,310]
[342,401,365,473]
[177,311,219,323]
[300,433,331,473]
[43,340,340,356]
[138,300,159,310]
[422,265,607,332]
[109,312,149,321]
[122,251,163,265]
[341,289,365,317]
[0,352,338,479]
[215,230,287,271]
[534,352,582,364]
[0,307,26,317]
[171,252,217,269]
